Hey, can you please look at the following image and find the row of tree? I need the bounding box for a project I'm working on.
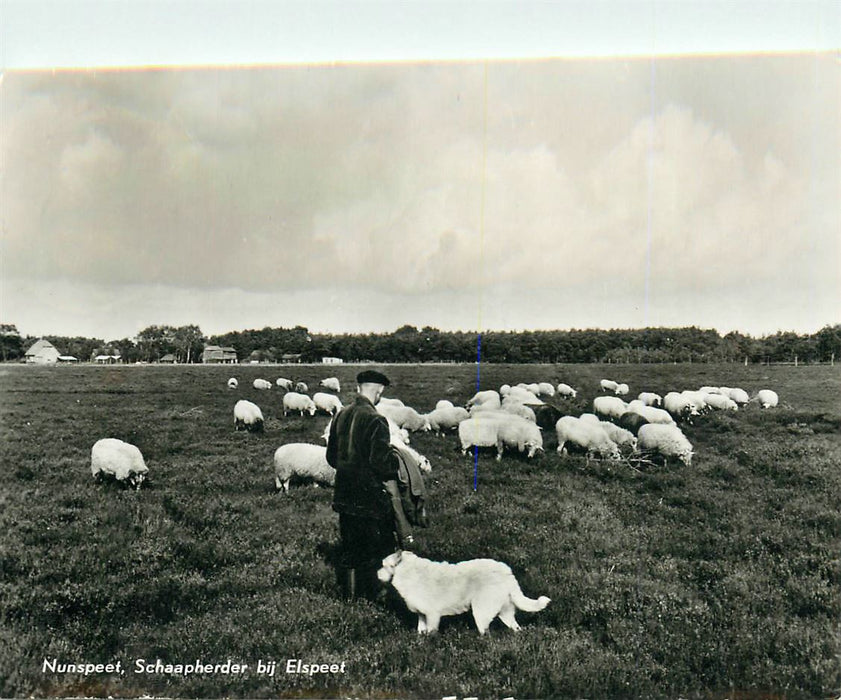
[2,322,839,365]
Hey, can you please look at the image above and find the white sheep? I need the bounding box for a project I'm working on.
[680,390,709,414]
[500,398,537,423]
[458,415,506,460]
[295,381,309,393]
[378,397,406,408]
[276,378,294,390]
[626,401,676,426]
[377,404,431,432]
[599,421,637,450]
[313,392,343,416]
[757,389,779,408]
[556,383,577,398]
[253,378,272,390]
[322,415,410,447]
[496,416,543,459]
[600,379,619,393]
[282,392,316,417]
[615,383,630,396]
[537,382,556,397]
[467,390,502,410]
[593,396,628,421]
[435,399,455,411]
[637,392,662,407]
[395,441,433,474]
[234,399,264,432]
[704,393,738,411]
[663,392,698,420]
[319,377,341,392]
[637,423,694,466]
[727,388,750,405]
[274,443,336,492]
[425,406,470,434]
[227,377,238,389]
[504,386,544,405]
[555,416,620,461]
[499,384,512,396]
[524,383,542,397]
[91,438,149,489]
[578,412,602,426]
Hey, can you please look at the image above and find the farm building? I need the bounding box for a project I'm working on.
[322,356,343,364]
[159,354,176,364]
[24,339,61,364]
[57,355,78,363]
[94,354,120,364]
[202,346,238,364]
[281,353,302,363]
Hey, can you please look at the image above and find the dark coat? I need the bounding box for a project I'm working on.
[327,395,400,519]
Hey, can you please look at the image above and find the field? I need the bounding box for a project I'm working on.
[1,362,839,699]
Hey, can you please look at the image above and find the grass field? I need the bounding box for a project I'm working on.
[1,362,839,699]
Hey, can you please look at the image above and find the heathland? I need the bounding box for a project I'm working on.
[1,363,839,698]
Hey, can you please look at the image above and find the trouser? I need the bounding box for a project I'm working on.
[337,513,396,600]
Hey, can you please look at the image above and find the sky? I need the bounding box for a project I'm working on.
[1,1,839,341]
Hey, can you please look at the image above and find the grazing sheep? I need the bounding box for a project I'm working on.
[276,378,294,390]
[500,398,537,422]
[599,421,637,450]
[378,397,406,408]
[458,415,507,460]
[593,396,628,421]
[504,386,544,405]
[617,411,650,435]
[295,381,308,393]
[499,384,512,396]
[555,416,620,461]
[600,379,619,393]
[435,399,455,411]
[727,387,750,405]
[626,401,676,426]
[680,390,709,414]
[319,377,341,392]
[253,378,272,390]
[274,443,336,492]
[532,404,564,432]
[467,390,502,410]
[757,389,779,408]
[663,392,698,420]
[234,399,264,432]
[637,423,694,466]
[282,392,316,417]
[323,415,410,446]
[637,392,662,407]
[91,438,149,489]
[426,406,470,434]
[578,413,602,426]
[377,404,431,432]
[556,383,577,398]
[704,393,738,411]
[497,416,543,459]
[537,382,556,397]
[615,383,630,396]
[313,392,343,416]
[227,377,238,389]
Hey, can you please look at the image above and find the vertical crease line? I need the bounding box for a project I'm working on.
[474,60,489,492]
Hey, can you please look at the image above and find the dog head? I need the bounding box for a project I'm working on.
[377,550,404,583]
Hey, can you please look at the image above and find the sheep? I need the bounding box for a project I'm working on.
[425,406,470,434]
[227,377,238,389]
[626,401,676,426]
[663,392,697,420]
[704,393,738,411]
[435,399,455,411]
[637,423,694,466]
[728,388,750,405]
[578,413,602,426]
[617,411,649,435]
[322,415,410,447]
[295,381,309,393]
[377,404,431,432]
[680,390,709,414]
[467,390,502,410]
[378,397,406,408]
[282,392,316,417]
[500,398,537,422]
[91,438,149,489]
[253,378,272,390]
[313,392,343,416]
[523,383,542,397]
[396,441,433,474]
[532,404,564,432]
[757,389,779,408]
[637,392,662,407]
[599,421,637,451]
[499,384,512,396]
[504,386,544,405]
[615,383,630,396]
[593,396,628,421]
[496,416,543,459]
[600,379,619,393]
[556,383,577,398]
[555,416,620,461]
[276,378,294,390]
[537,382,556,397]
[458,416,505,460]
[319,377,341,392]
[274,443,336,492]
[234,399,264,432]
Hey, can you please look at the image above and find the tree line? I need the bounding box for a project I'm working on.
[2,322,839,365]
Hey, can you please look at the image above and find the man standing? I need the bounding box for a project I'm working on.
[326,369,412,600]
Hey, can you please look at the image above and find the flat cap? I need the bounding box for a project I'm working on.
[356,369,390,386]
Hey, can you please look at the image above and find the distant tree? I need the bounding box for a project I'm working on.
[173,325,205,363]
[0,323,23,361]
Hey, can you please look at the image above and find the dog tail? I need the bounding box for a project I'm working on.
[511,586,551,612]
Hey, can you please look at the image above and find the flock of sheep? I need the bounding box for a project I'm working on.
[88,371,781,491]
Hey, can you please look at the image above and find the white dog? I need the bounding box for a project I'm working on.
[377,550,550,635]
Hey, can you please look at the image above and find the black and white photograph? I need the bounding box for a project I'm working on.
[1,2,839,698]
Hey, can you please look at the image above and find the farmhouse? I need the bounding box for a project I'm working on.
[159,354,176,364]
[322,356,343,364]
[281,353,302,363]
[94,354,121,364]
[24,339,61,364]
[202,346,238,364]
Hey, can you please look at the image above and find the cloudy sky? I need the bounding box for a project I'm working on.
[1,2,839,341]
